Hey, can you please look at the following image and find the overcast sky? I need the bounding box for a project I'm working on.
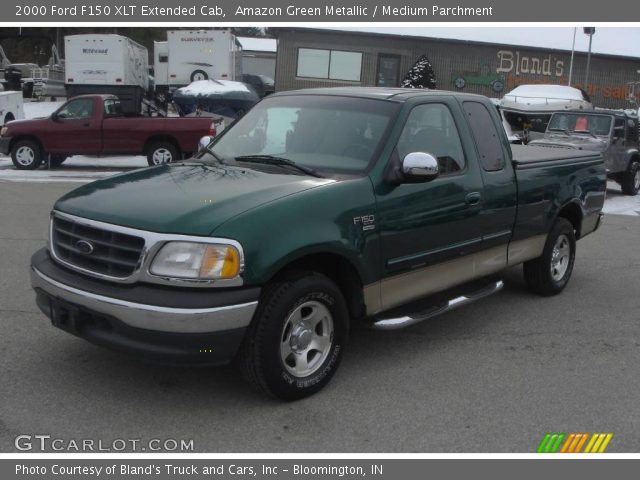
[323,27,640,58]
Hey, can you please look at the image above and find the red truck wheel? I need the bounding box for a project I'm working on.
[11,139,43,170]
[146,142,178,166]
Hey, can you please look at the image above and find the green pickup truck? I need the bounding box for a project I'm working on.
[30,88,606,400]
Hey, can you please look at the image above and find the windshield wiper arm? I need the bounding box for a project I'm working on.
[234,155,323,178]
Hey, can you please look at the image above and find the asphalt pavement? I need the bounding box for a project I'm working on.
[1,181,639,452]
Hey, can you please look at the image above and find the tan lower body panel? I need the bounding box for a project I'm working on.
[364,234,547,316]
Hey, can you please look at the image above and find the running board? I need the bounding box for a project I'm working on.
[370,280,504,331]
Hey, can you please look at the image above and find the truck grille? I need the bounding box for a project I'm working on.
[51,216,145,278]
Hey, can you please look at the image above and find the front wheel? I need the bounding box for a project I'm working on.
[620,161,640,196]
[146,142,178,166]
[11,139,43,170]
[237,272,349,400]
[523,218,576,296]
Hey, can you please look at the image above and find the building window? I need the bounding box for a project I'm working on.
[296,48,362,82]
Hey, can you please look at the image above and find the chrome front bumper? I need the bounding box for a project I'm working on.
[30,266,258,334]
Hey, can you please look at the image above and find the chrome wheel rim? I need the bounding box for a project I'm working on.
[634,168,640,191]
[152,148,173,165]
[15,146,35,166]
[550,234,571,282]
[193,73,206,81]
[280,300,334,378]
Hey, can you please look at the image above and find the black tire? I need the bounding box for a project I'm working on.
[523,218,576,296]
[237,272,349,401]
[48,155,67,168]
[620,161,640,196]
[11,139,43,170]
[190,70,208,82]
[4,112,15,124]
[146,141,179,166]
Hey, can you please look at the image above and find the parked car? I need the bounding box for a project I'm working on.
[530,110,640,195]
[30,88,606,400]
[241,74,275,98]
[0,94,221,169]
[0,90,24,127]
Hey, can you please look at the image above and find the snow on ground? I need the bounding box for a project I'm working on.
[602,182,640,216]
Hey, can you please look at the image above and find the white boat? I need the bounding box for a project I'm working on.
[500,85,593,142]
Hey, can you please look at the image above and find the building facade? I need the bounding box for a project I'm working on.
[274,28,640,109]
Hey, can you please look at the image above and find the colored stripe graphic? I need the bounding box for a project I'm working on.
[538,433,613,453]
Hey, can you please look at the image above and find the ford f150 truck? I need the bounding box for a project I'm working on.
[30,88,606,400]
[0,94,220,169]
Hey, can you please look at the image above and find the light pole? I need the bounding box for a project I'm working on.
[568,27,576,86]
[583,27,596,89]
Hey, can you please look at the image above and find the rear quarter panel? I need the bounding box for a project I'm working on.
[513,154,606,242]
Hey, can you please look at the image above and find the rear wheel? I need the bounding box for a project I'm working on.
[523,218,576,296]
[237,272,349,400]
[146,142,178,166]
[620,161,640,196]
[11,139,42,170]
[190,70,208,82]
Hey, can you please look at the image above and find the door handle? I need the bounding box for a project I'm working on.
[83,123,90,127]
[465,192,481,205]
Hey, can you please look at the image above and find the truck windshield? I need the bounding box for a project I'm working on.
[548,113,612,136]
[201,95,397,174]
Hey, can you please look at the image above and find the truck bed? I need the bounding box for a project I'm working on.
[511,144,601,168]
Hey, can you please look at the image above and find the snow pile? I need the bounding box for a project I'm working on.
[23,100,65,118]
[177,80,251,96]
[400,55,437,89]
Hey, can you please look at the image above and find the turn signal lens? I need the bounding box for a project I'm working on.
[199,244,240,279]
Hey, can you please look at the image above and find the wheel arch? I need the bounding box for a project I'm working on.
[143,135,181,157]
[267,251,367,320]
[9,135,44,154]
[555,200,584,239]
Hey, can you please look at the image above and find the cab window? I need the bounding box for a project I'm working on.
[396,103,465,175]
[104,99,123,117]
[57,99,94,120]
[463,101,506,171]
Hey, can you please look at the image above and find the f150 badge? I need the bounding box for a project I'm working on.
[353,215,375,231]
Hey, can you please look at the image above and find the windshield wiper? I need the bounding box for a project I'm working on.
[548,128,570,135]
[234,155,323,178]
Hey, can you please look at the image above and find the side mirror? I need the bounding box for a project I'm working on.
[198,136,214,152]
[401,152,439,182]
[51,112,60,121]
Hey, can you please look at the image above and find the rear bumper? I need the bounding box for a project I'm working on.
[30,248,260,365]
[0,136,11,155]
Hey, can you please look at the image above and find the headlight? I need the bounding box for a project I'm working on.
[0,127,8,136]
[149,242,241,280]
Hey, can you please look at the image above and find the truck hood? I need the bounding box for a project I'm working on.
[529,134,607,152]
[54,163,335,236]
[3,116,50,131]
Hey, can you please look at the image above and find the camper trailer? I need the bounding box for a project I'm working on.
[64,34,149,113]
[153,30,242,105]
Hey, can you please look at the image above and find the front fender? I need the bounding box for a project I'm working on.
[211,176,380,286]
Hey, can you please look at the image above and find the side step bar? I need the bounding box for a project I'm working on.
[370,280,504,330]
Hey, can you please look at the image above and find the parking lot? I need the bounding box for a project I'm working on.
[0,176,639,452]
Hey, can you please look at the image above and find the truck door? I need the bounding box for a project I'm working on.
[609,117,628,173]
[45,98,101,155]
[461,100,517,252]
[375,100,486,310]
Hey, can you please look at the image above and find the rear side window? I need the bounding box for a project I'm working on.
[463,101,505,172]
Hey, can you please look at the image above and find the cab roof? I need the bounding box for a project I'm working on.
[272,87,489,103]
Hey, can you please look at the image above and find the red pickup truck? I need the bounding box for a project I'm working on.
[0,94,219,169]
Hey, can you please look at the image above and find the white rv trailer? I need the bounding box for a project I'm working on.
[153,30,242,103]
[64,34,149,112]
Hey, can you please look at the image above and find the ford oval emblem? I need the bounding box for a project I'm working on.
[75,239,94,255]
